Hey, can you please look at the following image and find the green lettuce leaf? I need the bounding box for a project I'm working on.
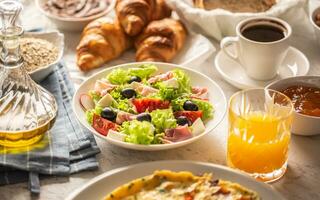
[88,90,101,104]
[171,97,214,120]
[158,87,179,101]
[192,99,214,120]
[151,82,178,100]
[107,69,130,85]
[128,64,158,79]
[150,109,177,134]
[85,105,103,125]
[171,97,187,111]
[109,86,136,113]
[153,133,165,144]
[121,120,155,145]
[111,98,135,113]
[106,65,158,85]
[172,69,191,94]
[109,86,123,99]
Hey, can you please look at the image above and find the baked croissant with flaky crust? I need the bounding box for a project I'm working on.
[115,0,172,36]
[151,0,172,21]
[76,17,131,71]
[134,18,187,62]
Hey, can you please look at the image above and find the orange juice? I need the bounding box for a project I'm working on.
[227,111,291,176]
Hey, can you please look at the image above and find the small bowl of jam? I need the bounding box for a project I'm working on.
[266,76,320,136]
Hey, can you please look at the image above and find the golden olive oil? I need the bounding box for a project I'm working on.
[0,116,56,147]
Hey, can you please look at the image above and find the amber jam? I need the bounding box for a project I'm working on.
[280,85,320,117]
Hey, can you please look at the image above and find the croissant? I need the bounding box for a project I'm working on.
[76,17,131,71]
[115,0,172,36]
[134,18,187,62]
[152,0,172,21]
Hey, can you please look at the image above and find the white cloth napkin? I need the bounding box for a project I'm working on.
[167,0,313,41]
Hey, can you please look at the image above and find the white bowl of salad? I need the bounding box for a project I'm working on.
[73,62,227,151]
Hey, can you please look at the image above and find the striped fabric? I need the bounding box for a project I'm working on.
[0,63,100,193]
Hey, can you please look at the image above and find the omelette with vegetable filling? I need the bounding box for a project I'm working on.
[104,170,260,200]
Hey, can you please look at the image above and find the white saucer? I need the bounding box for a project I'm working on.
[215,46,310,90]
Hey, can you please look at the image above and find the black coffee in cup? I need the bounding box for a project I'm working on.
[241,20,287,43]
[221,17,291,80]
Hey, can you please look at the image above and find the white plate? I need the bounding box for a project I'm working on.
[66,160,285,200]
[73,62,227,151]
[26,31,64,82]
[215,46,310,90]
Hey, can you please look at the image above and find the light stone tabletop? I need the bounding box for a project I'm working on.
[0,1,320,200]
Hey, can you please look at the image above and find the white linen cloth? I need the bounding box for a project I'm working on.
[167,0,313,40]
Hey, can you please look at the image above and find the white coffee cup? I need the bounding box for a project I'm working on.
[220,17,292,81]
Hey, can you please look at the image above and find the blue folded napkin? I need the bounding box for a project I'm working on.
[0,63,100,194]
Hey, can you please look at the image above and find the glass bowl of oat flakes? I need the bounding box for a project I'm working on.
[21,31,64,82]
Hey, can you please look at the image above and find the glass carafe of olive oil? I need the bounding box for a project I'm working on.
[0,0,57,147]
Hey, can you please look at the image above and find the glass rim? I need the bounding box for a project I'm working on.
[0,25,23,36]
[229,88,294,120]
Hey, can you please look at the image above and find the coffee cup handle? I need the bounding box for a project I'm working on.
[220,36,241,65]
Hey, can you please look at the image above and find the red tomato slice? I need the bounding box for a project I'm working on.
[184,191,195,200]
[92,114,119,136]
[174,111,203,123]
[184,195,193,200]
[132,98,170,113]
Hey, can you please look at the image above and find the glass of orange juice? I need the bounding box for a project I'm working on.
[227,89,293,182]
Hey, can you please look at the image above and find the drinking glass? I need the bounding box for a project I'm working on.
[227,89,293,182]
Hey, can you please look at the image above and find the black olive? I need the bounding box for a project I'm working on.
[121,88,136,99]
[183,100,198,111]
[101,107,117,121]
[136,113,152,122]
[128,76,142,84]
[176,116,191,126]
[210,179,219,186]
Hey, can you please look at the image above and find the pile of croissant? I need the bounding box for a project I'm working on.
[76,0,187,71]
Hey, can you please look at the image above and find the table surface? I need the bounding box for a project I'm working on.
[1,1,320,200]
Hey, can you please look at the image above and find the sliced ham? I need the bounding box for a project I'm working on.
[191,86,209,100]
[164,125,193,142]
[147,71,174,84]
[116,111,136,124]
[94,79,116,96]
[138,86,159,96]
[161,138,173,144]
[131,82,159,96]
